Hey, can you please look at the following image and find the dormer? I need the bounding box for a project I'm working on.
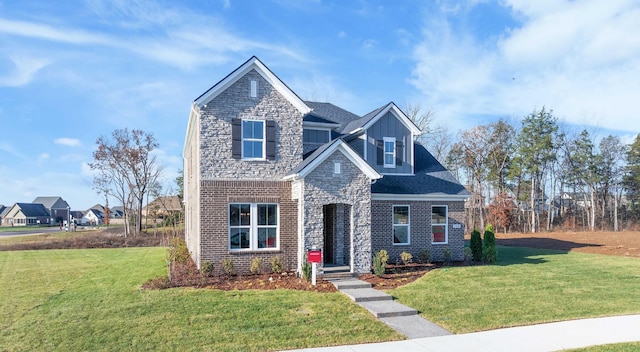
[302,112,340,154]
[343,103,421,175]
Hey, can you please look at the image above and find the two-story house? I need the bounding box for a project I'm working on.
[183,56,469,276]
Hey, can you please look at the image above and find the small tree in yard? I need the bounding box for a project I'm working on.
[482,224,498,264]
[470,228,482,262]
[373,249,389,277]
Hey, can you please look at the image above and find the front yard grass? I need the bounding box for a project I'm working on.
[390,245,640,333]
[0,248,401,351]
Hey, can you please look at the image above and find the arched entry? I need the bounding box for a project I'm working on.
[322,203,351,266]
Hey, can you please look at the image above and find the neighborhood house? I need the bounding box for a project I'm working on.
[183,56,469,276]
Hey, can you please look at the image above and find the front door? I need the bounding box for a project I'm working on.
[322,204,335,264]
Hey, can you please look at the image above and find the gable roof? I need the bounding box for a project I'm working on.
[32,196,69,210]
[371,143,469,200]
[284,139,382,181]
[342,102,421,135]
[13,203,50,217]
[195,56,311,114]
[304,101,362,131]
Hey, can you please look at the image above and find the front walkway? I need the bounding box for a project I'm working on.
[293,314,640,352]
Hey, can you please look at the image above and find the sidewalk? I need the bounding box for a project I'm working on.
[292,314,640,352]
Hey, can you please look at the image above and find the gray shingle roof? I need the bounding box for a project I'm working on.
[304,101,362,132]
[32,197,69,210]
[372,143,470,197]
[341,104,387,134]
[16,203,50,217]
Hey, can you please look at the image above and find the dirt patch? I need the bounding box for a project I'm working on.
[491,231,640,258]
[359,263,438,289]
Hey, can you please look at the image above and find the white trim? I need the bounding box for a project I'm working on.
[241,119,266,160]
[228,203,280,251]
[284,140,382,181]
[383,137,396,169]
[372,193,470,201]
[431,205,448,245]
[392,204,410,245]
[195,57,311,115]
[362,132,368,161]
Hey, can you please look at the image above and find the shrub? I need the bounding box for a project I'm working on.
[419,249,432,264]
[482,224,498,264]
[167,237,191,264]
[221,258,236,276]
[200,260,215,276]
[270,255,283,274]
[463,247,473,265]
[443,247,453,266]
[301,258,312,282]
[400,251,413,265]
[470,228,482,262]
[372,249,389,277]
[249,257,263,275]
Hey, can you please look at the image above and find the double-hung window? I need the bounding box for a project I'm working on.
[242,120,265,159]
[384,137,396,168]
[229,203,278,250]
[432,205,448,243]
[393,205,410,245]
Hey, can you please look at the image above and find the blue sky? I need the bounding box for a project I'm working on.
[1,0,639,211]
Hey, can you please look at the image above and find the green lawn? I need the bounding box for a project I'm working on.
[569,342,640,351]
[390,246,640,333]
[0,248,401,351]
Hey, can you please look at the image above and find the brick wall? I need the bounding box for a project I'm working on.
[199,180,298,275]
[371,200,466,263]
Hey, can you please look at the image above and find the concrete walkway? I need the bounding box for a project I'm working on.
[329,278,451,339]
[292,314,640,352]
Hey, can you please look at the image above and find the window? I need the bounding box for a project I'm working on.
[432,206,448,243]
[393,205,410,245]
[242,120,264,159]
[384,138,396,168]
[229,203,278,250]
[250,79,258,98]
[303,129,330,144]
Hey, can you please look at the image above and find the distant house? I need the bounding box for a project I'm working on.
[142,196,182,219]
[33,196,70,224]
[110,206,125,219]
[70,211,84,224]
[0,205,8,226]
[81,208,104,225]
[3,203,51,226]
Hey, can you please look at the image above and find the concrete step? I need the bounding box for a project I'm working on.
[340,287,393,302]
[359,300,418,318]
[323,265,350,273]
[329,278,372,290]
[379,315,452,339]
[322,271,355,280]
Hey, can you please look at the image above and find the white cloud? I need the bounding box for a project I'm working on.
[54,138,82,147]
[0,56,49,87]
[37,153,50,162]
[409,1,640,134]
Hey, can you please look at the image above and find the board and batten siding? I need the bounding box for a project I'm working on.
[365,111,413,174]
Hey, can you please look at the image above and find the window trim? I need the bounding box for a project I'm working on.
[241,119,266,160]
[431,205,448,244]
[228,203,280,251]
[383,137,396,168]
[392,204,410,245]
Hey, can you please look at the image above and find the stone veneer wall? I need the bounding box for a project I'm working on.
[198,69,303,180]
[371,200,466,263]
[302,151,372,274]
[199,180,298,275]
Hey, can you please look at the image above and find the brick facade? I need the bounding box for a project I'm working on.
[371,200,466,263]
[199,180,298,275]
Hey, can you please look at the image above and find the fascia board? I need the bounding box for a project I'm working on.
[371,193,471,201]
[361,103,422,135]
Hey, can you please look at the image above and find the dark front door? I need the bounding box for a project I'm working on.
[323,204,335,264]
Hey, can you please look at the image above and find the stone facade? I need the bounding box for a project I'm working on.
[198,180,298,275]
[198,69,303,180]
[300,151,372,274]
[371,200,466,263]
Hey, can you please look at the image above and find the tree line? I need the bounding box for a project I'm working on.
[410,104,640,233]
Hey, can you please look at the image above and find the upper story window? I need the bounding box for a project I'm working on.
[242,120,265,159]
[432,205,448,244]
[232,118,276,161]
[250,79,258,98]
[303,128,330,144]
[383,137,396,168]
[393,205,410,245]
